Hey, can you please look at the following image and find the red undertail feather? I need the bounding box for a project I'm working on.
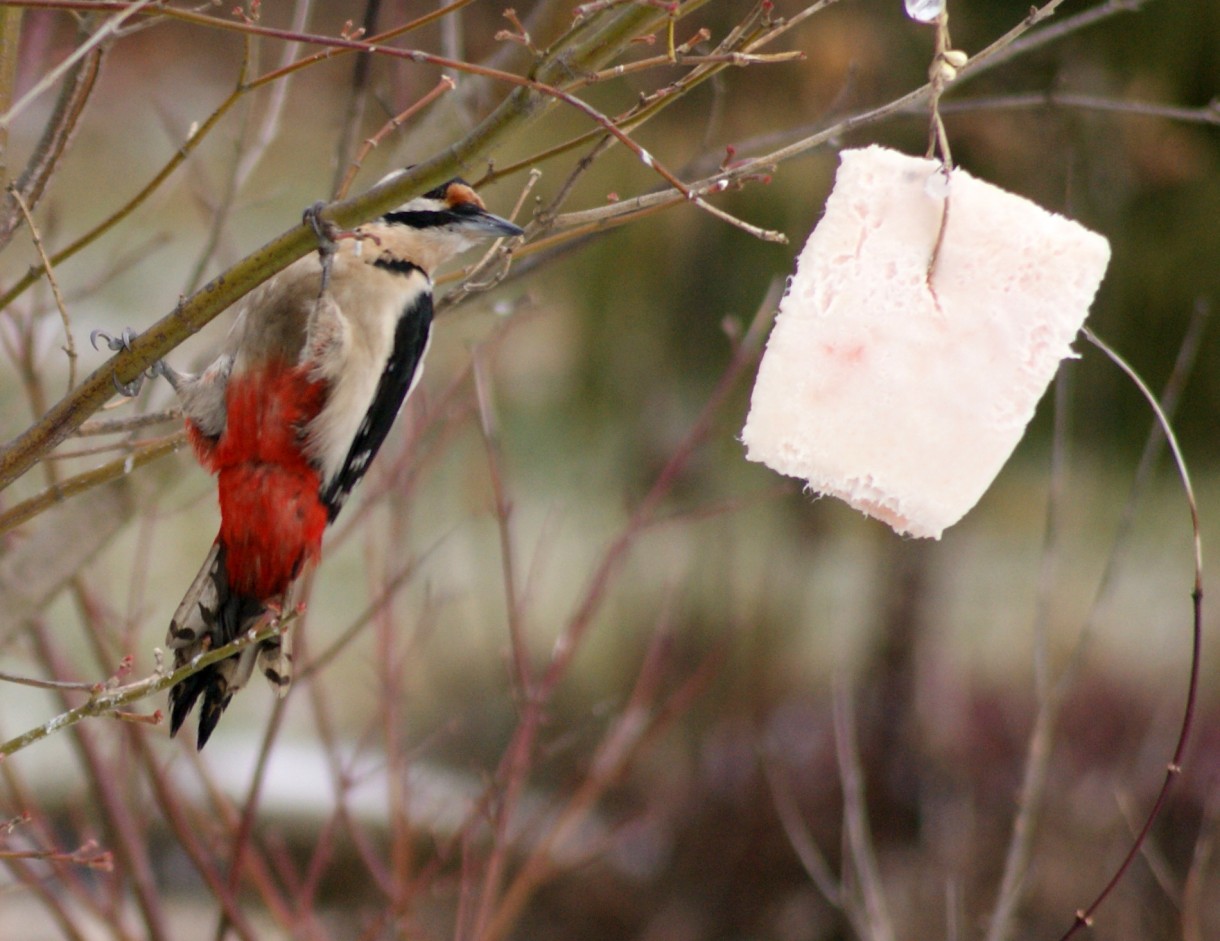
[215,363,329,599]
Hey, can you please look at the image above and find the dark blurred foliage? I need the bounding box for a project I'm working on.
[549,0,1220,469]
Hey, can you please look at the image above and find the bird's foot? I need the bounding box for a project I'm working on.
[91,327,166,397]
[90,326,136,354]
[304,202,371,297]
[303,201,343,297]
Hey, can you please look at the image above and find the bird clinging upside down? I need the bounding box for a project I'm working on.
[119,178,522,748]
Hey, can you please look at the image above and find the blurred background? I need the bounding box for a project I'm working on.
[0,1,1218,939]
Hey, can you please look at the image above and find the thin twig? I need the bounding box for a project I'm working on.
[482,621,718,941]
[333,75,457,201]
[1053,328,1204,940]
[9,186,78,389]
[77,409,181,435]
[1,619,288,757]
[967,0,1149,77]
[1180,787,1219,941]
[983,370,1073,941]
[763,755,844,908]
[937,91,1220,125]
[0,38,101,252]
[832,676,896,941]
[330,0,382,198]
[986,304,1209,941]
[0,0,155,126]
[467,289,775,940]
[0,669,97,692]
[0,432,184,535]
[471,344,533,701]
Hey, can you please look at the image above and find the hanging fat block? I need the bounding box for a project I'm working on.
[742,145,1111,539]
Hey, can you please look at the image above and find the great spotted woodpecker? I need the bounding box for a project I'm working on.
[110,178,521,748]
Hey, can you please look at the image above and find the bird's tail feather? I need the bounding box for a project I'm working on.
[166,540,286,748]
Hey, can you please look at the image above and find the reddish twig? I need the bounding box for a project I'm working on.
[1053,328,1204,940]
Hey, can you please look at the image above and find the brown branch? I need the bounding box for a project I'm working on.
[76,408,180,435]
[0,40,101,252]
[471,344,533,701]
[0,432,183,535]
[0,0,706,496]
[1,617,288,757]
[937,90,1220,125]
[0,0,153,125]
[8,186,78,390]
[333,74,456,200]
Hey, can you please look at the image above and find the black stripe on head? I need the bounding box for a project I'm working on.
[381,203,484,230]
[381,178,485,231]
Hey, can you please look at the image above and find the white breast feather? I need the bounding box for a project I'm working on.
[302,267,429,486]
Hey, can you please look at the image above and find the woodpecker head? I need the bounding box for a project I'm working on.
[368,177,523,273]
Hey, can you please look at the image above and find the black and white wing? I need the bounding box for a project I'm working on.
[319,290,433,521]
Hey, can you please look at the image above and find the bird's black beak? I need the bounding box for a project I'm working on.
[460,209,524,239]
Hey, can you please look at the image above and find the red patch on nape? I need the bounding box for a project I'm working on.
[213,363,329,601]
[444,181,485,211]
